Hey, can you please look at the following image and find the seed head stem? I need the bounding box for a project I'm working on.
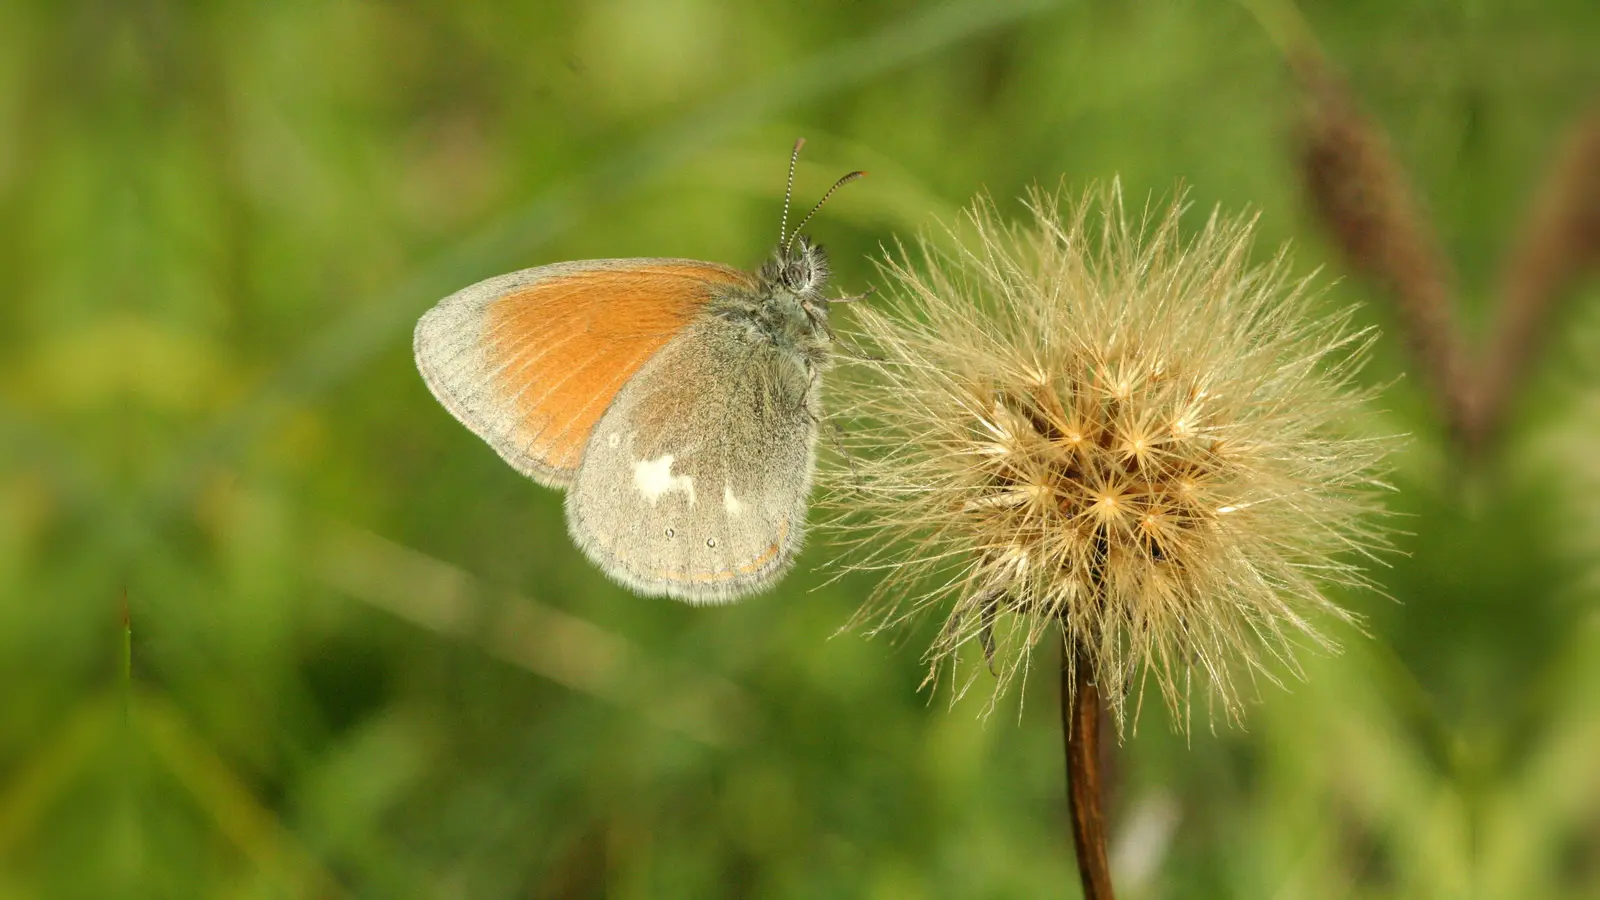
[1063,638,1115,900]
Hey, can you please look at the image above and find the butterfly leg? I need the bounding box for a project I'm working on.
[976,587,1003,675]
[828,285,876,304]
[823,419,861,482]
[937,583,1005,676]
[832,342,886,363]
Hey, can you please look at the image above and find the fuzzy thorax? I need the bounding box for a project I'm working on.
[713,237,834,371]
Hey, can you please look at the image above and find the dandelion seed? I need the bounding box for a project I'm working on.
[828,183,1396,726]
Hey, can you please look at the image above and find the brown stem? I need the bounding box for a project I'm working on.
[1062,641,1115,900]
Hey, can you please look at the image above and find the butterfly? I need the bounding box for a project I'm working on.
[414,140,863,603]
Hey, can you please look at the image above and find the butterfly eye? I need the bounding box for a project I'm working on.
[784,257,817,292]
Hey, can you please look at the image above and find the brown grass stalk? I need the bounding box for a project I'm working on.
[1295,58,1477,447]
[1474,107,1600,450]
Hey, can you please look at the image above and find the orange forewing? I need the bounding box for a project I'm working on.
[484,262,754,473]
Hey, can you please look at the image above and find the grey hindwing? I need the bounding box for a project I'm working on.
[565,315,820,603]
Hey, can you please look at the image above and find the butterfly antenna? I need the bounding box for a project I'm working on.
[785,169,867,254]
[779,138,806,247]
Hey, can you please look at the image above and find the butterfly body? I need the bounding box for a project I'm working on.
[414,140,858,603]
[415,240,835,603]
[564,240,833,602]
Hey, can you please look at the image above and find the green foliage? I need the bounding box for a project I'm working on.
[3,0,1598,896]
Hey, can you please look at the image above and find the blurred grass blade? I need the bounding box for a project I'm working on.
[308,522,756,747]
[136,694,349,899]
[0,699,115,856]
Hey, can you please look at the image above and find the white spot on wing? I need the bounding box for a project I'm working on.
[633,454,696,505]
[723,484,745,517]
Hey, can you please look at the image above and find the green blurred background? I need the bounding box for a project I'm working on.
[4,0,1600,896]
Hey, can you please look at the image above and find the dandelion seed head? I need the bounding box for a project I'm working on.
[827,183,1395,725]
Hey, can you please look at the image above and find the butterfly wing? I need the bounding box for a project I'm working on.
[565,314,822,603]
[414,259,757,486]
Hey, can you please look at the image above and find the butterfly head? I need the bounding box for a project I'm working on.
[763,138,862,310]
[708,142,862,365]
[760,234,830,304]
